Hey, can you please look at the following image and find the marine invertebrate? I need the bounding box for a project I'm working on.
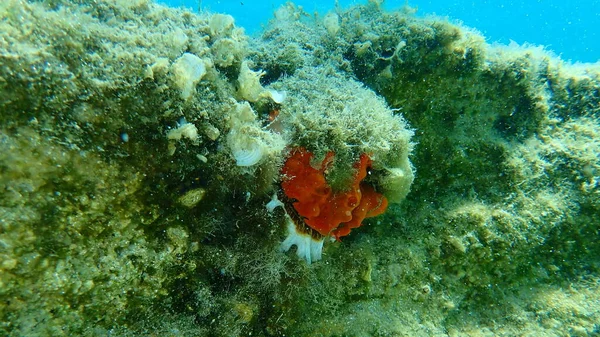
[229,134,265,167]
[279,147,388,263]
[171,53,208,100]
[226,101,286,168]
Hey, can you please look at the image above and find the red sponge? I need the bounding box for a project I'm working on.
[281,148,388,239]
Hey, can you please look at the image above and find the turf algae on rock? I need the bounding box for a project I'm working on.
[1,0,599,336]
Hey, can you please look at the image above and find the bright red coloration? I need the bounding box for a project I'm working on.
[281,147,388,239]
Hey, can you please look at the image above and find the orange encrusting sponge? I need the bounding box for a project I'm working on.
[281,147,388,240]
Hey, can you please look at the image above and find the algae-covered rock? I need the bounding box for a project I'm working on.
[272,66,414,201]
[1,0,599,336]
[251,3,600,336]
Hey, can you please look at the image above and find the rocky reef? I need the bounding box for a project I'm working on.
[0,0,599,336]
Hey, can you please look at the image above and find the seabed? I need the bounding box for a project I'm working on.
[0,0,599,336]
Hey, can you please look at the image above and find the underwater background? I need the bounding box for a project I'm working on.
[1,0,599,336]
[167,0,600,63]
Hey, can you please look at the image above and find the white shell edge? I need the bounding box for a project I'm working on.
[280,216,324,264]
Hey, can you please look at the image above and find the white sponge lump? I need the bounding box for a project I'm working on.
[171,53,208,100]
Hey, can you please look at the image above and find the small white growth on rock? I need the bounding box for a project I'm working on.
[238,61,265,102]
[171,53,207,100]
[196,154,208,163]
[209,14,235,37]
[168,28,189,56]
[227,102,261,166]
[212,39,238,67]
[230,135,265,167]
[178,188,206,208]
[167,120,199,155]
[280,217,324,264]
[238,63,287,104]
[262,89,287,104]
[167,121,199,142]
[226,101,285,167]
[145,57,170,79]
[230,101,257,125]
[323,12,340,36]
[379,158,414,204]
[204,124,221,141]
[266,193,284,213]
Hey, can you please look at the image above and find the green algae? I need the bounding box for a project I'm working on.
[1,0,599,336]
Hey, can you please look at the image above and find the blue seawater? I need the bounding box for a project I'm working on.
[161,0,599,63]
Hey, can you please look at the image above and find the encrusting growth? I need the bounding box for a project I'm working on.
[278,147,388,263]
